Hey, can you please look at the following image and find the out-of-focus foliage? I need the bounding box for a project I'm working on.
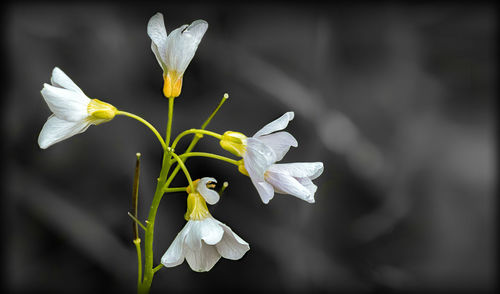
[4,3,495,293]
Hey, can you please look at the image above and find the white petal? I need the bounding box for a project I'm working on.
[151,42,167,72]
[197,177,220,205]
[165,20,208,74]
[296,177,318,200]
[253,180,275,204]
[268,162,324,180]
[199,218,224,245]
[244,138,277,181]
[184,220,202,251]
[265,170,314,203]
[50,67,85,95]
[185,218,223,250]
[147,12,168,68]
[215,220,250,260]
[38,115,92,149]
[185,242,221,272]
[161,223,189,267]
[253,111,294,137]
[257,131,298,161]
[41,83,89,121]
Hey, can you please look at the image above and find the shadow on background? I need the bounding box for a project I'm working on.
[3,2,496,293]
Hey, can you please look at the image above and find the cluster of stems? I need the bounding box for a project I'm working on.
[119,94,234,293]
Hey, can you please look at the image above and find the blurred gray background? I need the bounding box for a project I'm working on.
[3,2,496,293]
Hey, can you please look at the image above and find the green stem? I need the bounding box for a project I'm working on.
[142,109,176,292]
[134,239,142,290]
[201,93,229,129]
[179,152,239,166]
[170,152,195,192]
[153,264,164,274]
[140,94,228,292]
[128,212,147,231]
[164,93,229,191]
[117,111,166,150]
[171,129,222,151]
[163,187,187,193]
[165,97,174,147]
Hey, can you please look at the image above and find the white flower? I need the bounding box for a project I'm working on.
[38,67,117,149]
[147,12,208,98]
[262,162,324,203]
[161,216,250,272]
[162,177,249,272]
[220,112,298,203]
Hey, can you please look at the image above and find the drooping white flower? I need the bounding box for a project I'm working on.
[147,12,208,98]
[219,112,298,203]
[262,162,324,203]
[38,67,117,149]
[162,177,249,272]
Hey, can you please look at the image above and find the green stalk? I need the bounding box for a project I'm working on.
[116,111,166,150]
[139,93,229,293]
[179,152,239,166]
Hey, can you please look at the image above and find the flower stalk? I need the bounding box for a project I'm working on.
[117,111,167,150]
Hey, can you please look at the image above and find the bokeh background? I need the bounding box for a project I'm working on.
[3,2,496,293]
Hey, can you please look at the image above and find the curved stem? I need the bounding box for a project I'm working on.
[179,152,239,166]
[116,111,166,150]
[170,152,195,192]
[171,129,222,151]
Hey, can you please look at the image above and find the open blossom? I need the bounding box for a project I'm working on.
[38,67,117,149]
[261,162,324,203]
[147,12,208,98]
[161,178,249,272]
[219,112,298,203]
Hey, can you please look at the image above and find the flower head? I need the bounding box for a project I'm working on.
[162,177,249,272]
[262,162,324,203]
[220,112,298,203]
[38,67,117,149]
[147,12,208,98]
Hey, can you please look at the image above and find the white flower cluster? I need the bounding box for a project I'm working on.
[37,12,324,275]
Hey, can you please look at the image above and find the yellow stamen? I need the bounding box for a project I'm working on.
[163,71,183,98]
[87,99,117,122]
[220,131,247,157]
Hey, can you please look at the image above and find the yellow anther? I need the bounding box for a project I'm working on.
[87,99,117,121]
[163,71,183,98]
[220,131,247,157]
[184,193,211,221]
